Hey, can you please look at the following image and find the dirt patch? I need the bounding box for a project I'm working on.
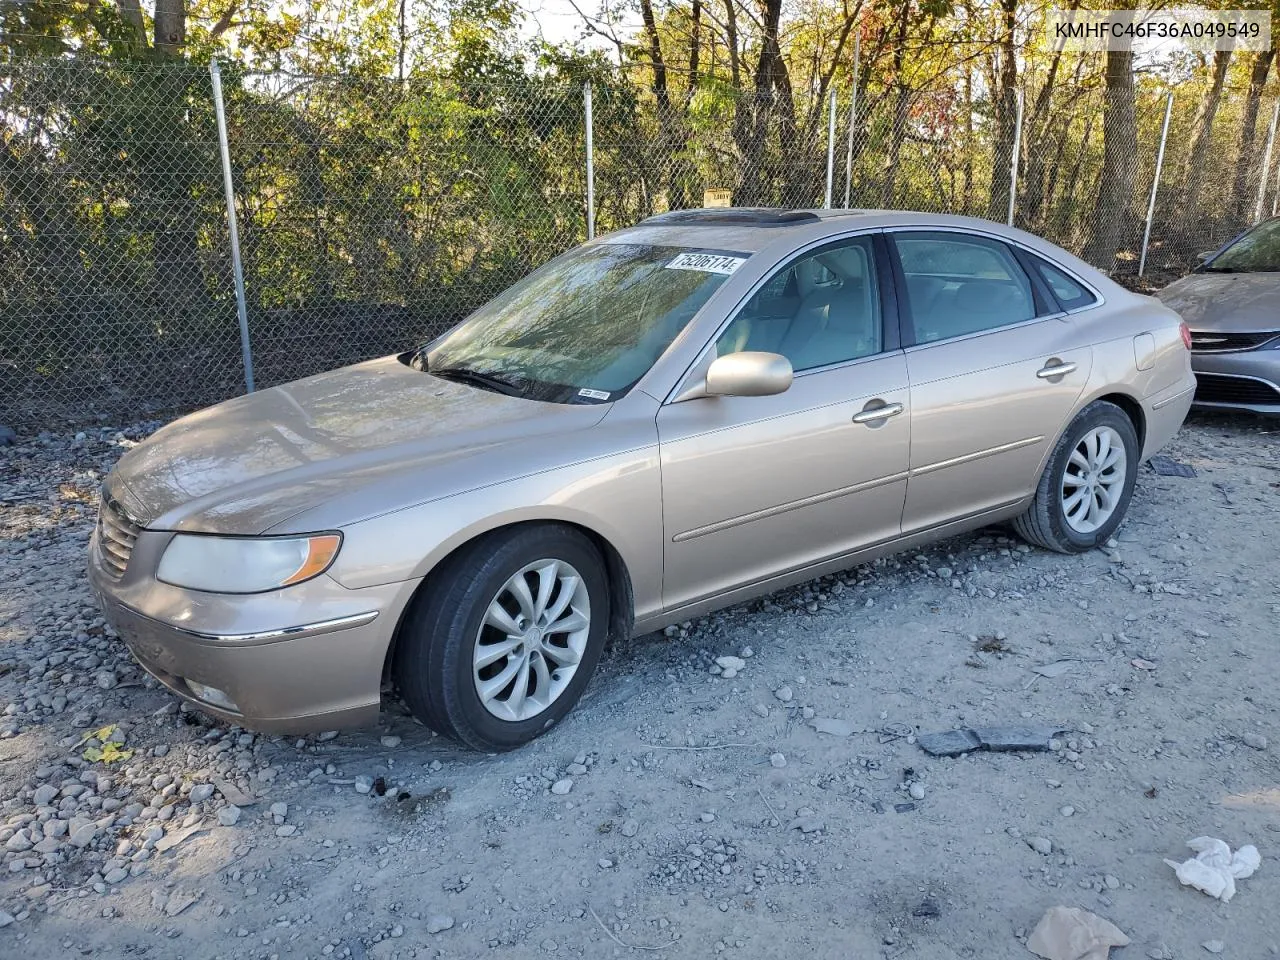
[1,412,1278,958]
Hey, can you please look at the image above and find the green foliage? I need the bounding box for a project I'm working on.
[0,0,1274,424]
[80,724,134,764]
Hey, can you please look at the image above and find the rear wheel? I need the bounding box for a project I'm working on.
[1012,400,1139,554]
[394,525,609,751]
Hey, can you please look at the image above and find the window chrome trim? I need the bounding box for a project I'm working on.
[880,222,1107,316]
[901,312,1068,354]
[789,348,904,380]
[1022,251,1101,314]
[663,226,889,404]
[667,347,906,406]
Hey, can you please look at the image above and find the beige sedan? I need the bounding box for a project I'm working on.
[90,209,1195,750]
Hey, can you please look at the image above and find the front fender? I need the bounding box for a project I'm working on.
[327,443,664,625]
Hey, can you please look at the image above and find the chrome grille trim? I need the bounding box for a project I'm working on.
[1189,331,1279,353]
[96,496,141,579]
[1193,373,1280,406]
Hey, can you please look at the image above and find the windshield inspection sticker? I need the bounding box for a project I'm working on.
[578,388,611,401]
[665,252,748,275]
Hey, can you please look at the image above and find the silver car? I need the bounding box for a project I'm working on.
[1157,217,1280,415]
[90,209,1195,751]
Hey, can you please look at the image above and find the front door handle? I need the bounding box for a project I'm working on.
[1036,360,1077,379]
[852,401,904,424]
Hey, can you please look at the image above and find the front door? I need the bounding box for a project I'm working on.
[656,234,911,612]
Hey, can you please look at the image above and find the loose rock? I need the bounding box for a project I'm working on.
[188,784,214,804]
[1027,837,1053,856]
[426,915,455,934]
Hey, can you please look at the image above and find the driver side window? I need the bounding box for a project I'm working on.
[716,237,882,372]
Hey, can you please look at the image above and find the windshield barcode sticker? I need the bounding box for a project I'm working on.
[578,388,611,401]
[665,252,748,275]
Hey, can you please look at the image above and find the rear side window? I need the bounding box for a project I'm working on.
[892,232,1036,344]
[1029,255,1098,311]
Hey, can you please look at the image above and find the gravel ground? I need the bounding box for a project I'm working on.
[1,414,1278,960]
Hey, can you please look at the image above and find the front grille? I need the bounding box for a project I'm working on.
[1190,331,1279,352]
[1194,373,1280,407]
[96,497,141,579]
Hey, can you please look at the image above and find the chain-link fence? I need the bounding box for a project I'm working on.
[1,58,243,427]
[221,68,590,392]
[3,54,1278,429]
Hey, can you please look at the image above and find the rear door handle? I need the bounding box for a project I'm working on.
[852,401,904,424]
[1036,360,1077,379]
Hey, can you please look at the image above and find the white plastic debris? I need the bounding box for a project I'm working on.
[1026,906,1129,960]
[1163,836,1261,902]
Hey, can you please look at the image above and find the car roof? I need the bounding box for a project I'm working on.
[598,207,1110,283]
[600,207,866,252]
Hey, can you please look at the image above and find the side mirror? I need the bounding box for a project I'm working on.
[705,351,793,397]
[1195,250,1215,262]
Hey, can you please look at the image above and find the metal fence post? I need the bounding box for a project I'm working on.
[843,32,860,209]
[1006,90,1024,227]
[584,82,595,238]
[1138,92,1174,278]
[210,60,255,394]
[1272,148,1280,216]
[1255,100,1280,223]
[824,89,837,208]
[1267,99,1280,218]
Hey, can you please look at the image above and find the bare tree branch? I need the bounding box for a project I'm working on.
[565,0,628,62]
[209,1,241,40]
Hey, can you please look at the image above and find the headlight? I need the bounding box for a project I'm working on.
[156,533,341,594]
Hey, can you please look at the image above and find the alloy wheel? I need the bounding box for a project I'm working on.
[1061,425,1127,534]
[472,559,591,722]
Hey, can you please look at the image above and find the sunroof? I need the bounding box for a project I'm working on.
[638,208,823,227]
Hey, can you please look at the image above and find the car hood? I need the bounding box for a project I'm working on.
[1156,272,1280,332]
[107,356,609,534]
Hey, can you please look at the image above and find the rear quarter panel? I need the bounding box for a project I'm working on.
[1074,296,1193,458]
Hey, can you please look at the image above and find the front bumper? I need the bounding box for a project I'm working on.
[88,527,418,733]
[1191,350,1280,415]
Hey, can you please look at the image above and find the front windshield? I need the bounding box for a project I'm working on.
[1205,219,1280,272]
[421,242,747,403]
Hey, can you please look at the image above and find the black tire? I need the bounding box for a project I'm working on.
[1012,400,1140,554]
[393,524,609,752]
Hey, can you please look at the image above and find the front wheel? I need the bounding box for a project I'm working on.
[1012,400,1139,554]
[394,525,609,751]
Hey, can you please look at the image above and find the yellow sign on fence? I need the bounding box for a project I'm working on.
[703,188,732,208]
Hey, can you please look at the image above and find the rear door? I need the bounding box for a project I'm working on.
[888,229,1094,533]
